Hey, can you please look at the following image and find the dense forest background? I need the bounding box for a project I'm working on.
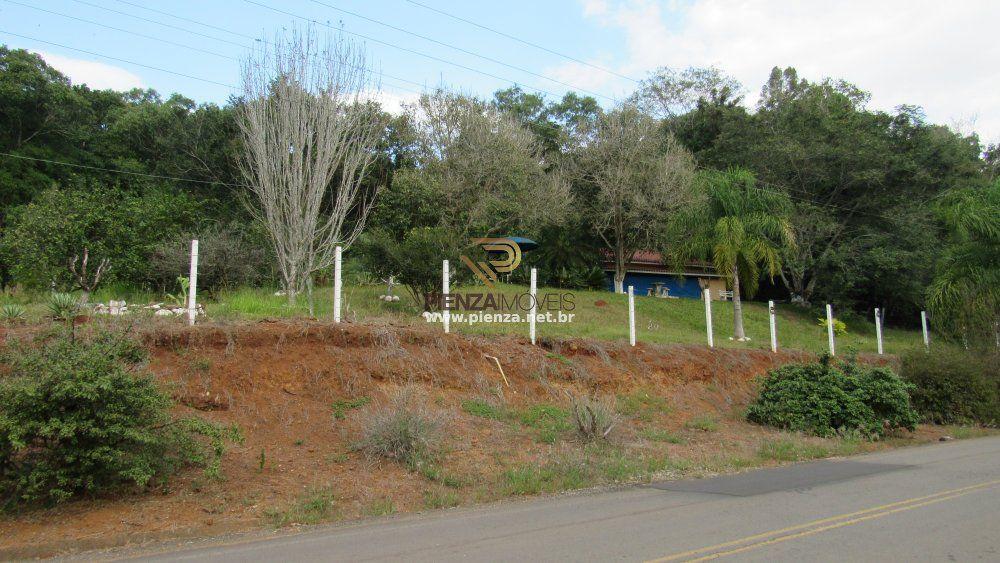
[1,45,995,328]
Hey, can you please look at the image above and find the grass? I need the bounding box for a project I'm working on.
[617,389,672,421]
[5,281,933,356]
[685,415,720,432]
[365,498,396,517]
[640,428,686,444]
[203,282,931,355]
[265,487,337,527]
[423,487,461,509]
[516,403,572,444]
[461,399,506,420]
[331,397,371,420]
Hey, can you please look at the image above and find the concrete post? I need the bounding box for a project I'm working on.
[704,288,714,348]
[333,245,342,323]
[826,303,836,356]
[628,285,636,347]
[187,239,198,326]
[529,268,537,345]
[768,300,777,353]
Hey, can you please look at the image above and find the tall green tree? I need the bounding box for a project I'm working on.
[927,181,1000,344]
[666,167,794,340]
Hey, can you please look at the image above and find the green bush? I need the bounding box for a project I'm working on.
[0,183,199,290]
[0,326,237,509]
[900,348,999,426]
[746,355,919,438]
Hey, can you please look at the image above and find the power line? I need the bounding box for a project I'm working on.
[0,152,244,187]
[305,0,617,102]
[66,0,249,49]
[0,30,236,88]
[241,0,568,102]
[3,0,237,61]
[405,0,639,84]
[11,4,428,99]
[109,0,259,43]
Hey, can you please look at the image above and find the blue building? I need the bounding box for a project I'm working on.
[602,251,728,300]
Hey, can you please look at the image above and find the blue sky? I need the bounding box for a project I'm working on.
[2,1,998,142]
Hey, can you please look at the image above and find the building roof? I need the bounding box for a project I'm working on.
[600,250,720,277]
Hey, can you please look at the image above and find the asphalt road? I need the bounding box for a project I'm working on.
[113,436,1000,562]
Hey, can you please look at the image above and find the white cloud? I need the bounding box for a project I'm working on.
[549,0,1000,143]
[35,51,145,91]
[361,87,421,115]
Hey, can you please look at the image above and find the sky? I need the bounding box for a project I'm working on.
[2,0,997,145]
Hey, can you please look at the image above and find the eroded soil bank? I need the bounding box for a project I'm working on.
[0,320,960,559]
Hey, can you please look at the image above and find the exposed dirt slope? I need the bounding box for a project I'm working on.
[0,320,912,558]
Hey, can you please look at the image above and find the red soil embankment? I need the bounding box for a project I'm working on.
[0,320,875,558]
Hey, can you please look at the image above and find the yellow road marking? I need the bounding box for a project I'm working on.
[648,479,1000,563]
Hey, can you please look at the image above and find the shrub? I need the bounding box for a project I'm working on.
[746,355,919,439]
[568,394,619,440]
[148,221,277,294]
[0,184,198,289]
[817,317,848,336]
[357,387,445,465]
[0,327,237,509]
[900,348,999,426]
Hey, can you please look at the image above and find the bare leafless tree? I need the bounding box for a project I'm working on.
[237,25,386,306]
[576,106,696,293]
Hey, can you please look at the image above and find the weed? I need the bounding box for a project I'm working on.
[331,396,371,420]
[423,487,461,509]
[357,387,445,465]
[461,399,506,420]
[501,462,592,496]
[516,404,571,444]
[293,439,304,446]
[640,428,685,444]
[757,439,831,462]
[617,389,672,421]
[545,352,572,365]
[568,393,619,440]
[685,415,719,432]
[326,452,350,463]
[366,498,396,516]
[417,462,464,488]
[258,448,266,472]
[265,487,336,527]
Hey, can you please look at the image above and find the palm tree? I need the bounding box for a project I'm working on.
[927,181,1000,345]
[666,167,794,341]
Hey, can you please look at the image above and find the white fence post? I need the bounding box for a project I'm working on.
[333,245,342,323]
[628,285,636,347]
[529,268,537,345]
[704,288,714,348]
[921,310,930,349]
[442,260,450,334]
[826,303,836,356]
[768,300,777,353]
[187,239,199,326]
[874,308,884,355]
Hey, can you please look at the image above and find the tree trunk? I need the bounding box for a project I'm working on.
[613,246,627,293]
[732,264,747,341]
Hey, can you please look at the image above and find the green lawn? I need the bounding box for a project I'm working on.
[3,281,929,356]
[206,282,926,356]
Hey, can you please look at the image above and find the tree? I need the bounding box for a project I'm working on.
[237,26,387,307]
[576,105,695,293]
[927,181,1000,344]
[629,66,743,120]
[666,167,794,340]
[363,89,570,306]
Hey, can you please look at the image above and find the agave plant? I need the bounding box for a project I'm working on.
[48,292,80,321]
[1,303,26,324]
